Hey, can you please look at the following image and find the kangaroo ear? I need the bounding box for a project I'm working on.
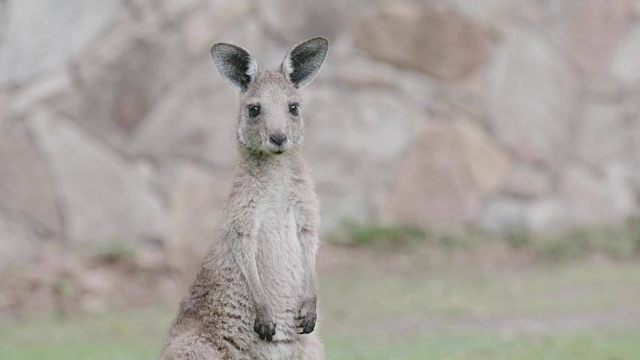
[211,43,257,92]
[282,37,329,88]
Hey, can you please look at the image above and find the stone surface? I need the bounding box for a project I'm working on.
[611,26,640,83]
[487,28,578,166]
[0,128,61,234]
[60,31,191,148]
[256,0,345,43]
[180,0,252,55]
[559,166,635,225]
[28,111,168,246]
[169,163,233,271]
[630,109,640,190]
[7,70,72,117]
[304,85,418,230]
[327,50,438,107]
[480,197,526,232]
[161,0,201,17]
[575,102,632,168]
[452,116,512,195]
[0,0,639,257]
[446,0,513,29]
[525,197,568,231]
[557,0,632,73]
[382,120,478,227]
[0,214,40,268]
[352,1,492,81]
[504,165,551,199]
[0,0,120,84]
[132,58,238,169]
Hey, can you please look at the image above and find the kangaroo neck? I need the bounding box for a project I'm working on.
[236,145,297,181]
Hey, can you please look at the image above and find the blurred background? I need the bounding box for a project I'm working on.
[1,0,640,359]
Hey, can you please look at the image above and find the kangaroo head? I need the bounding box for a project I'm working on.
[211,37,329,155]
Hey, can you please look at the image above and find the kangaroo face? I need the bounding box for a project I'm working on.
[238,72,302,154]
[212,38,328,155]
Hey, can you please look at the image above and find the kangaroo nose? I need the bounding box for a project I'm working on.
[269,133,287,146]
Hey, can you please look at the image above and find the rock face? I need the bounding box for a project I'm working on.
[303,85,418,230]
[383,120,479,227]
[575,102,633,168]
[0,215,40,268]
[256,0,345,43]
[1,0,640,265]
[559,166,635,226]
[452,117,512,195]
[132,59,239,169]
[352,1,492,81]
[382,110,511,227]
[611,26,640,83]
[557,0,632,73]
[28,112,167,247]
[0,128,61,234]
[487,28,577,166]
[504,165,551,199]
[169,163,233,273]
[0,0,120,84]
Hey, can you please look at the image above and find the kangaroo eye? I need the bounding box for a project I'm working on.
[289,103,299,116]
[248,105,261,118]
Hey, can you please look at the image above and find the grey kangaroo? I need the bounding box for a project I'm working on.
[160,37,328,360]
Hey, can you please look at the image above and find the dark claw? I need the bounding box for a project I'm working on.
[296,312,317,334]
[254,317,276,342]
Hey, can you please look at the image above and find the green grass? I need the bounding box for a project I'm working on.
[328,220,428,250]
[329,218,640,261]
[2,261,640,359]
[325,330,640,360]
[320,262,640,321]
[0,306,170,360]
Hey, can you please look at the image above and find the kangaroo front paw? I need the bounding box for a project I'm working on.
[296,297,317,334]
[254,312,276,342]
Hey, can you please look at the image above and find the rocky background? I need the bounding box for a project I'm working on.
[1,0,640,268]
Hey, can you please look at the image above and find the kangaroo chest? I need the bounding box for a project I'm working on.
[254,189,305,305]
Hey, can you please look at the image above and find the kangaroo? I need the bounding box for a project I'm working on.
[160,37,329,360]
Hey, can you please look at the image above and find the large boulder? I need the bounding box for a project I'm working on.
[0,0,120,84]
[0,215,40,269]
[382,120,479,227]
[58,30,192,150]
[453,116,512,195]
[0,128,61,234]
[352,1,492,81]
[556,0,632,73]
[444,0,513,30]
[575,102,632,168]
[132,58,239,169]
[611,26,640,83]
[169,163,233,273]
[256,0,345,43]
[303,84,418,231]
[179,0,252,55]
[504,164,551,199]
[559,166,635,225]
[487,28,578,166]
[28,111,168,247]
[382,106,511,228]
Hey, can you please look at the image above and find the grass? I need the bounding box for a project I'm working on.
[325,330,640,360]
[328,218,640,261]
[2,260,640,359]
[327,220,427,250]
[320,263,640,321]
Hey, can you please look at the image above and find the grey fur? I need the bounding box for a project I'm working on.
[160,38,328,360]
